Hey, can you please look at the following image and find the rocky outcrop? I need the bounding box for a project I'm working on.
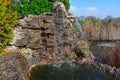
[9,2,76,63]
[0,2,77,80]
[0,53,28,80]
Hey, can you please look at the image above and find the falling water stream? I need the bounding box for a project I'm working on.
[75,17,84,39]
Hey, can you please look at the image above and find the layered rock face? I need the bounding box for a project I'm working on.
[0,2,77,80]
[10,2,76,63]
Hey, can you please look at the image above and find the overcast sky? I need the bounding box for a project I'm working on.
[69,0,120,18]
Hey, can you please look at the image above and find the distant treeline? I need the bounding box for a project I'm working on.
[79,16,120,28]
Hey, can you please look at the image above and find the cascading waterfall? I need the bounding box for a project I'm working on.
[75,17,84,39]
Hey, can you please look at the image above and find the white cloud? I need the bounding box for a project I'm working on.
[69,5,79,12]
[69,5,106,18]
[85,7,100,12]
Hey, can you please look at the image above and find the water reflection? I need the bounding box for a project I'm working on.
[98,42,117,47]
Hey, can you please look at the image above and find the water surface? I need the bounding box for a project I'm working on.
[90,41,120,65]
[30,63,115,80]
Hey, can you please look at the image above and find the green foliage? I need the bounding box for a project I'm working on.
[12,0,51,16]
[81,47,89,51]
[12,0,70,16]
[0,0,18,52]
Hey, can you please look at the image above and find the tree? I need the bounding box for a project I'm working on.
[0,0,18,52]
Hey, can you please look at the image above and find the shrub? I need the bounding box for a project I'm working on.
[11,0,70,16]
[12,0,52,16]
[0,0,18,52]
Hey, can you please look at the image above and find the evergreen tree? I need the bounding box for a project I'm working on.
[0,0,18,52]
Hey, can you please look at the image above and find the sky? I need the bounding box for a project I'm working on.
[69,0,120,18]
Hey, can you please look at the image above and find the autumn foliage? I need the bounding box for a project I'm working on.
[109,48,120,68]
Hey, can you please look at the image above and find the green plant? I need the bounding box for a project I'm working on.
[81,47,89,51]
[12,0,70,16]
[0,0,18,52]
[12,0,52,16]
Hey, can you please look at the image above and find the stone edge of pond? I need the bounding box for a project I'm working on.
[79,58,120,79]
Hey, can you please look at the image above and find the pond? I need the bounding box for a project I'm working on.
[30,62,115,80]
[90,41,120,67]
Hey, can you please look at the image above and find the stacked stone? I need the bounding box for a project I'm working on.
[0,53,28,80]
[80,58,120,79]
[10,2,77,62]
[52,2,77,60]
[17,15,54,49]
[12,14,56,65]
[0,2,78,79]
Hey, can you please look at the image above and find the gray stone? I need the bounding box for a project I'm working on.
[0,54,28,80]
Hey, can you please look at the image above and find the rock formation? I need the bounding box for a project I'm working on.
[9,2,77,63]
[0,53,28,80]
[0,2,78,80]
